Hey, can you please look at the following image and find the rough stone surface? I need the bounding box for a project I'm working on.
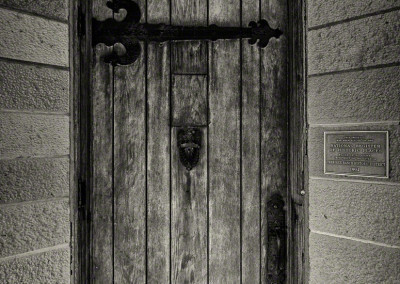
[309,179,400,246]
[0,3,71,283]
[0,158,69,204]
[0,112,69,159]
[0,0,68,21]
[308,11,400,75]
[0,60,69,112]
[307,0,400,28]
[307,1,400,283]
[0,199,69,257]
[308,125,400,182]
[309,233,400,284]
[0,8,68,67]
[0,247,70,283]
[308,66,400,124]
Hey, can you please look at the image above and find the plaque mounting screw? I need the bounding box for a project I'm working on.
[300,190,306,196]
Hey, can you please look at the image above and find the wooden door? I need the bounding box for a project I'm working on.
[90,0,288,283]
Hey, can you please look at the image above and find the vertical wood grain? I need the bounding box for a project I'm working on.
[113,54,146,283]
[208,1,241,281]
[208,40,241,283]
[288,1,307,282]
[171,2,209,282]
[171,0,207,74]
[92,43,114,284]
[260,0,288,283]
[148,0,170,24]
[172,75,208,126]
[88,0,295,282]
[209,0,240,27]
[171,41,208,74]
[113,0,146,277]
[147,2,171,281]
[72,0,93,281]
[113,1,147,282]
[91,0,114,282]
[171,127,208,283]
[171,0,207,25]
[241,0,261,282]
[147,42,171,283]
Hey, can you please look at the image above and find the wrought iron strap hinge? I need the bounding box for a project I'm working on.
[92,0,283,65]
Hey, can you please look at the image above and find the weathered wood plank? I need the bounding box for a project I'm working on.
[171,41,208,74]
[288,1,307,282]
[171,0,207,74]
[113,1,146,282]
[208,2,241,282]
[170,2,209,281]
[241,1,261,283]
[172,75,207,126]
[171,127,208,283]
[148,0,169,23]
[147,41,171,284]
[208,39,241,283]
[113,43,146,283]
[91,30,114,284]
[146,3,171,283]
[260,0,288,283]
[91,1,114,282]
[171,0,207,25]
[209,0,240,27]
[71,0,83,281]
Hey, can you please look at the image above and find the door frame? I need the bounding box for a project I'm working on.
[70,0,308,282]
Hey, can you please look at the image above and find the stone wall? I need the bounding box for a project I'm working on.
[0,1,70,283]
[306,0,400,283]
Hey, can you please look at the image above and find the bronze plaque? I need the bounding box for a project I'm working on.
[324,131,389,178]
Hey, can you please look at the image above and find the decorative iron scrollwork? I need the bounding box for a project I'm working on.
[177,128,201,171]
[92,0,283,65]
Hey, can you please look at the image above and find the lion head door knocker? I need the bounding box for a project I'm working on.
[177,128,202,171]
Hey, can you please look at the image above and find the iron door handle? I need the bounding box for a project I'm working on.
[177,128,202,171]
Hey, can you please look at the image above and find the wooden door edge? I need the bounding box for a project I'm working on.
[70,0,79,282]
[71,0,92,283]
[287,0,308,283]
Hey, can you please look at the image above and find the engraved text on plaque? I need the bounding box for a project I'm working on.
[324,131,389,178]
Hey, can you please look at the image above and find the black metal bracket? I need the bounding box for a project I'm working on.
[92,0,283,65]
[177,128,201,171]
[266,193,287,283]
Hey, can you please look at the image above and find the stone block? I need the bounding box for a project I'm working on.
[0,8,68,67]
[309,179,400,246]
[308,11,400,75]
[0,199,69,257]
[0,112,69,159]
[0,60,69,112]
[0,0,68,21]
[309,233,400,284]
[308,125,400,182]
[308,66,400,124]
[307,0,400,28]
[0,157,69,204]
[0,247,70,283]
